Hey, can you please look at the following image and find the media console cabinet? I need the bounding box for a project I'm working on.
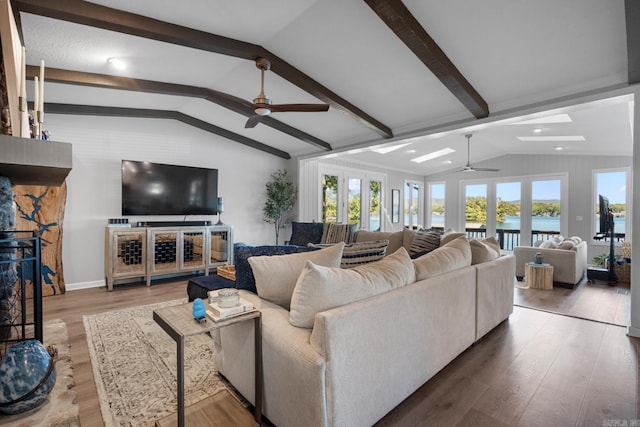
[105,224,233,291]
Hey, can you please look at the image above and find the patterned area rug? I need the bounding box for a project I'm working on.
[83,299,230,427]
[0,319,79,426]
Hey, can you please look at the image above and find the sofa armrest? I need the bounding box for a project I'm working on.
[475,254,515,340]
[310,266,476,427]
[215,291,327,427]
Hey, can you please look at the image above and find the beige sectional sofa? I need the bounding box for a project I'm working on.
[514,236,587,288]
[212,231,515,427]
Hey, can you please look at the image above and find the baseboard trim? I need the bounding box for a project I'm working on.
[627,325,640,338]
[66,280,105,291]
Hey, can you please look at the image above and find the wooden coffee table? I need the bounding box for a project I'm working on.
[153,303,262,427]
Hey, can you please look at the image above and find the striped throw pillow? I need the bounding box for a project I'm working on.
[310,239,389,268]
[321,223,356,244]
[409,229,440,257]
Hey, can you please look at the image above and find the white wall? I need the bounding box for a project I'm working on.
[45,114,290,289]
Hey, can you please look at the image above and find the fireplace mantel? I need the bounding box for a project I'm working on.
[0,134,72,186]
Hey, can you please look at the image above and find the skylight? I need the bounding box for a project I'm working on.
[410,148,455,163]
[517,136,585,142]
[371,142,412,154]
[511,114,572,125]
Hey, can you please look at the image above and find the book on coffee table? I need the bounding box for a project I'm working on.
[207,297,256,322]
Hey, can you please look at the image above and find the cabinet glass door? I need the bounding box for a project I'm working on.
[112,229,146,278]
[149,230,179,274]
[181,230,206,270]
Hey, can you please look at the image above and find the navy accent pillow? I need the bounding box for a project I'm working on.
[289,222,325,246]
[233,243,319,293]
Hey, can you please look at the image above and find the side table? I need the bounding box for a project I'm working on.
[153,303,262,427]
[525,262,554,290]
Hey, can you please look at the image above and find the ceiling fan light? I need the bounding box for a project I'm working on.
[255,107,271,116]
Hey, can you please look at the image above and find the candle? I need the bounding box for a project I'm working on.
[39,60,45,122]
[33,76,39,116]
[20,47,26,111]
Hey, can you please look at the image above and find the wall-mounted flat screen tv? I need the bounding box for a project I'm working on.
[122,160,218,216]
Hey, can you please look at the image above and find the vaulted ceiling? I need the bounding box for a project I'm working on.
[13,0,638,174]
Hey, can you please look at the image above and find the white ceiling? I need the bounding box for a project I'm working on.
[18,0,634,174]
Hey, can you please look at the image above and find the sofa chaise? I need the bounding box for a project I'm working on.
[210,231,516,426]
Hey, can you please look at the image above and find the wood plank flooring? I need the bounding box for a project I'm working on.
[515,277,631,326]
[39,279,639,427]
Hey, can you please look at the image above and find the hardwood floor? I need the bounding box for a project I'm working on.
[42,279,639,427]
[514,278,631,326]
[42,279,188,427]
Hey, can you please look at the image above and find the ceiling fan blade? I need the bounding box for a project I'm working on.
[244,115,263,128]
[471,167,500,172]
[269,103,329,113]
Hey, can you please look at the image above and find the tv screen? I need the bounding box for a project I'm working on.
[598,194,611,234]
[121,160,218,216]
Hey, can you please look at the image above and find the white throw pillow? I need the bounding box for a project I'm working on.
[289,248,415,328]
[469,236,501,264]
[413,236,471,281]
[439,231,466,246]
[248,242,344,310]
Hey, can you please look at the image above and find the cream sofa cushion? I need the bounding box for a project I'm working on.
[469,236,501,264]
[249,242,344,310]
[289,248,415,328]
[413,236,471,280]
[355,230,404,254]
[440,231,466,246]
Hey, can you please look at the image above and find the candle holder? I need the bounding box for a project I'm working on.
[216,197,224,225]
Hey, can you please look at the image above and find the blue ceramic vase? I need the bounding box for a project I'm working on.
[0,339,57,415]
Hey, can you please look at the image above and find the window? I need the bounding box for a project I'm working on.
[347,177,362,226]
[496,182,521,249]
[593,168,629,242]
[321,173,339,223]
[319,167,386,230]
[464,183,487,230]
[369,180,382,231]
[531,179,561,243]
[429,182,445,229]
[404,180,423,229]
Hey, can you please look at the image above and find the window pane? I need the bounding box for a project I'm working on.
[531,179,561,242]
[348,178,362,226]
[430,183,445,229]
[595,170,626,239]
[465,184,487,230]
[404,181,422,229]
[322,174,338,223]
[496,182,521,249]
[369,180,381,231]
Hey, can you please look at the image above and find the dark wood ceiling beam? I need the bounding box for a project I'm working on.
[625,0,640,84]
[364,0,489,119]
[40,103,291,159]
[26,65,332,151]
[13,0,393,138]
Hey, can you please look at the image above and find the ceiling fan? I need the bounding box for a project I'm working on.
[244,58,330,128]
[457,134,500,172]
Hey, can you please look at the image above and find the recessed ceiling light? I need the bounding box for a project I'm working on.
[410,148,455,163]
[517,135,585,142]
[371,142,411,154]
[533,128,543,133]
[511,113,572,125]
[107,57,127,70]
[407,149,416,154]
[443,160,453,164]
[554,146,565,151]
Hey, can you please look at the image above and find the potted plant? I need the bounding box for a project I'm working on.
[262,169,297,244]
